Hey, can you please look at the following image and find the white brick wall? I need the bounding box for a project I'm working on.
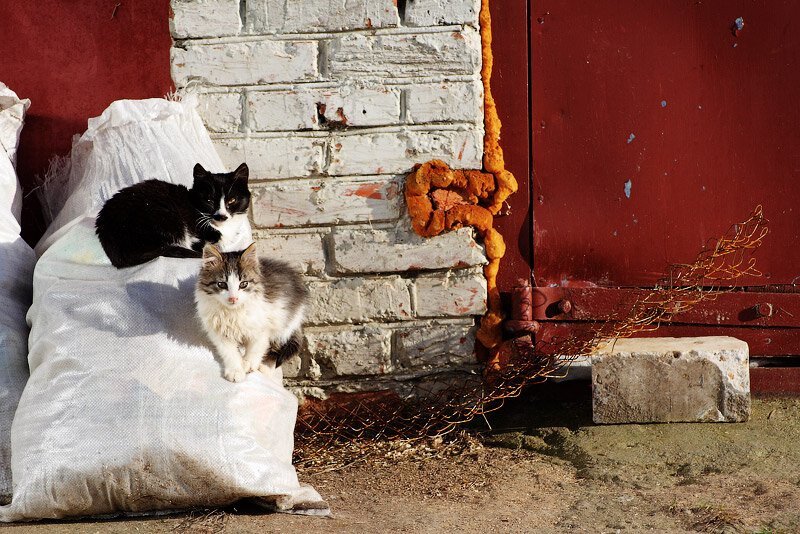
[171,0,487,395]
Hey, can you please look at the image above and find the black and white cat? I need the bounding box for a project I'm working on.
[195,243,307,383]
[95,163,252,268]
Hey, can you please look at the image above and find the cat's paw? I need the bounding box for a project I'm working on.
[223,366,247,383]
[243,357,261,373]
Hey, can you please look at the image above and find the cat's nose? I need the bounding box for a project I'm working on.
[228,296,238,304]
[213,213,229,222]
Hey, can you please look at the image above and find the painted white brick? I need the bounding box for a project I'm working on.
[253,231,326,274]
[251,177,401,227]
[197,92,242,133]
[332,227,487,274]
[406,80,482,124]
[395,322,476,369]
[305,325,393,376]
[213,137,324,179]
[328,128,483,176]
[327,29,481,79]
[172,40,318,86]
[248,86,401,131]
[281,353,303,379]
[306,277,412,325]
[170,0,241,38]
[247,0,399,33]
[414,268,487,317]
[404,0,480,27]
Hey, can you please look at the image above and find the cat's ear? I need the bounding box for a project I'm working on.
[202,244,223,266]
[233,163,249,184]
[193,163,208,180]
[239,242,258,269]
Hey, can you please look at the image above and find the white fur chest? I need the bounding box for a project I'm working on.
[196,293,290,346]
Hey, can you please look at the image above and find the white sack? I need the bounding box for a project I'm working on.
[36,94,250,255]
[0,83,35,504]
[0,82,30,222]
[1,97,327,520]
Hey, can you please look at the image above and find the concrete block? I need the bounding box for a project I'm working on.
[592,337,750,424]
[394,322,476,369]
[328,127,483,176]
[414,267,487,317]
[306,277,412,324]
[197,92,242,133]
[253,231,327,274]
[251,177,401,227]
[405,81,482,124]
[172,40,318,86]
[327,29,481,79]
[212,137,325,179]
[305,325,393,376]
[331,226,487,274]
[248,86,401,131]
[170,0,241,38]
[246,0,399,33]
[404,0,480,27]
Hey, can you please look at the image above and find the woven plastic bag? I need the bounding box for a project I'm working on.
[0,96,328,521]
[0,82,35,505]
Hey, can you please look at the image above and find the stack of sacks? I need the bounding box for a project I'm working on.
[0,95,328,521]
[0,83,35,505]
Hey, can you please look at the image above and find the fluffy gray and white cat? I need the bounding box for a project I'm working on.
[195,243,307,383]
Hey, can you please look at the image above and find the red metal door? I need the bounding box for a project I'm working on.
[530,1,800,391]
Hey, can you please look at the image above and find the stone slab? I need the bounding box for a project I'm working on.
[592,336,750,424]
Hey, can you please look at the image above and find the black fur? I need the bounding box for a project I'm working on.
[95,163,250,268]
[268,331,303,367]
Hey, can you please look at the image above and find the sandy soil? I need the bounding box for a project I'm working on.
[3,390,800,533]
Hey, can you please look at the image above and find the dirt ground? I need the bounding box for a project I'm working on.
[3,386,800,533]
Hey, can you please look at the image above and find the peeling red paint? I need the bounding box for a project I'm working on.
[452,31,465,40]
[346,183,384,200]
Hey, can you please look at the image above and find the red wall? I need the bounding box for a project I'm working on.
[0,0,173,243]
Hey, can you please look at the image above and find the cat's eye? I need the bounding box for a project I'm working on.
[227,198,237,206]
[239,281,249,289]
[216,282,228,290]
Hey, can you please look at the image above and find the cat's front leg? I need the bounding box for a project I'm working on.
[199,226,222,245]
[208,332,246,382]
[243,336,271,373]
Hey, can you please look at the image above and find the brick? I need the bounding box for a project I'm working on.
[305,325,393,376]
[405,80,482,124]
[170,0,241,38]
[328,128,483,176]
[172,40,318,86]
[395,322,476,369]
[332,227,486,274]
[592,337,751,424]
[404,0,480,27]
[213,137,324,179]
[280,353,303,379]
[327,29,481,79]
[414,268,487,317]
[251,177,401,228]
[248,86,401,131]
[306,277,412,325]
[246,0,399,33]
[197,92,242,133]
[253,231,326,274]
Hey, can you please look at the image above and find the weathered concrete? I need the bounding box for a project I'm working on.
[592,336,750,424]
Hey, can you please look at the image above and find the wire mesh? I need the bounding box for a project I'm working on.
[294,205,768,472]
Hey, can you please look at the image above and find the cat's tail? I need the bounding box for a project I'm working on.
[267,331,302,368]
